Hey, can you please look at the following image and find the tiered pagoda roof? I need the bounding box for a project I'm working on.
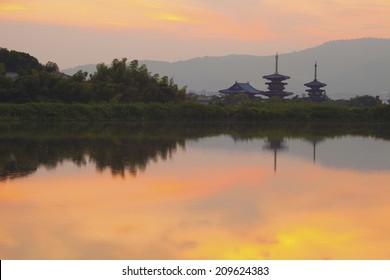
[304,62,328,101]
[261,53,293,98]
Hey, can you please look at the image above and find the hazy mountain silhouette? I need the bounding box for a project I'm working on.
[63,38,390,99]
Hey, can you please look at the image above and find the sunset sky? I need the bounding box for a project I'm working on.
[1,0,390,68]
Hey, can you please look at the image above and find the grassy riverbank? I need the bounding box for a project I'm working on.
[0,102,389,122]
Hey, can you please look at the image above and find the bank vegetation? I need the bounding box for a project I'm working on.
[1,48,389,122]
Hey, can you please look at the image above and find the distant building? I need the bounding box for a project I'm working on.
[219,81,262,98]
[261,53,293,99]
[304,62,328,102]
[5,72,19,80]
[186,92,212,104]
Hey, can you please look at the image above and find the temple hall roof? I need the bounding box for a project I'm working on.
[219,82,263,94]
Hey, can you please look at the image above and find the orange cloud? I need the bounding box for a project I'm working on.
[2,0,388,47]
[150,13,191,23]
[0,2,30,11]
[0,0,275,41]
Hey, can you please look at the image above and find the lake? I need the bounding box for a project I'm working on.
[1,122,390,259]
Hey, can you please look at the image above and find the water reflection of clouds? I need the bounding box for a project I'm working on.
[187,185,265,228]
[1,134,390,259]
[161,144,390,259]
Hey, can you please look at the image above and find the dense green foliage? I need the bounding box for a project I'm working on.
[347,95,383,107]
[0,47,44,74]
[0,102,389,122]
[0,49,186,103]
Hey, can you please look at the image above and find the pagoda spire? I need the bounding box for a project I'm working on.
[261,52,293,99]
[304,61,328,101]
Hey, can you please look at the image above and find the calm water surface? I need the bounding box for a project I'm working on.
[1,122,390,259]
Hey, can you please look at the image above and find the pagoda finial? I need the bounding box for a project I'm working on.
[275,52,279,74]
[314,61,317,80]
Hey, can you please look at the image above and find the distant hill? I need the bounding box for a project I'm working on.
[63,38,390,100]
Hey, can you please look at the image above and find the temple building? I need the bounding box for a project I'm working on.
[304,62,328,102]
[261,53,294,99]
[219,81,263,98]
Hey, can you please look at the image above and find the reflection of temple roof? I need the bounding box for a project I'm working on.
[219,81,263,94]
[263,138,288,173]
[263,138,288,151]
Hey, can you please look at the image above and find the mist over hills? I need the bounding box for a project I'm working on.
[63,38,390,100]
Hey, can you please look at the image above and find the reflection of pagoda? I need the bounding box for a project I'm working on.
[263,138,288,172]
[304,62,328,102]
[304,137,325,163]
[261,53,294,99]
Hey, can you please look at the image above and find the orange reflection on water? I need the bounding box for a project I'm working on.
[0,145,390,260]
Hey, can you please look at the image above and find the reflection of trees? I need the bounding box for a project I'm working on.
[0,136,184,181]
[0,122,389,181]
[0,161,37,181]
[0,122,191,181]
[0,138,90,181]
[89,137,183,176]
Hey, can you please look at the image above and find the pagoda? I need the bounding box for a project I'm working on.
[261,53,293,99]
[304,62,328,102]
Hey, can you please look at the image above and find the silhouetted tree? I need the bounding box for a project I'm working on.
[348,95,382,107]
[0,49,186,104]
[44,61,59,73]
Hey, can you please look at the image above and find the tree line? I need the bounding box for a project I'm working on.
[0,48,186,103]
[0,48,388,108]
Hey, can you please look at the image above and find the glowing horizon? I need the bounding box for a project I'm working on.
[1,0,390,68]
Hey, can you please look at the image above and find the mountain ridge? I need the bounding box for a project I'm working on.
[63,38,390,99]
